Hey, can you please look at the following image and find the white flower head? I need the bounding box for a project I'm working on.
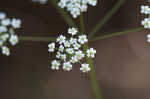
[48,42,55,52]
[48,27,96,73]
[2,46,10,56]
[141,18,150,29]
[78,34,88,44]
[58,0,98,18]
[51,60,60,70]
[87,48,96,58]
[0,11,21,56]
[80,63,91,72]
[63,62,72,71]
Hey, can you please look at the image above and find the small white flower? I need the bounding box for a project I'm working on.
[68,27,78,35]
[87,48,96,58]
[56,52,61,59]
[80,63,91,72]
[51,60,60,70]
[78,34,88,44]
[9,35,19,46]
[1,34,9,41]
[71,8,80,18]
[66,48,74,54]
[141,5,150,14]
[88,0,97,6]
[64,41,71,47]
[11,18,21,28]
[48,42,55,52]
[73,42,81,50]
[141,18,150,29]
[0,26,7,33]
[75,50,85,60]
[59,45,64,52]
[61,54,67,61]
[57,35,66,44]
[69,37,77,44]
[80,4,88,12]
[63,62,72,71]
[0,12,6,20]
[2,46,10,56]
[1,18,11,26]
[70,56,78,63]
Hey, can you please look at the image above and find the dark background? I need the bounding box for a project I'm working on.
[0,0,150,99]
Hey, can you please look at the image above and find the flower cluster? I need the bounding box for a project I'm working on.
[48,27,96,73]
[58,0,98,18]
[31,0,48,4]
[0,12,21,56]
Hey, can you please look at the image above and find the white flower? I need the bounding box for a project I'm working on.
[87,48,96,58]
[141,18,150,29]
[63,62,72,71]
[88,0,97,6]
[69,37,77,44]
[80,63,91,72]
[9,35,19,46]
[0,34,9,41]
[56,52,61,59]
[68,27,78,35]
[0,12,6,20]
[80,5,88,12]
[141,5,150,14]
[0,26,7,33]
[71,8,80,18]
[2,46,10,56]
[1,18,11,26]
[70,56,78,63]
[48,42,55,52]
[64,41,71,47]
[78,34,88,44]
[66,48,74,54]
[75,50,85,60]
[11,18,21,28]
[73,42,81,50]
[59,45,64,52]
[61,54,67,61]
[51,60,60,70]
[57,35,66,44]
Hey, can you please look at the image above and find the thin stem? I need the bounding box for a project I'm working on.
[89,0,126,38]
[19,36,56,42]
[49,0,76,27]
[79,14,102,99]
[90,27,144,42]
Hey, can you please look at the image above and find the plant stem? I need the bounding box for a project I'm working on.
[89,0,126,38]
[90,27,144,42]
[80,14,102,99]
[49,0,76,27]
[19,36,56,42]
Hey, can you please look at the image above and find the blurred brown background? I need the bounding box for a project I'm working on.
[0,0,150,99]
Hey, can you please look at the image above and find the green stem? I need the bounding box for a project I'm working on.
[49,0,76,27]
[80,14,102,99]
[89,0,126,38]
[90,27,144,42]
[19,36,56,42]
